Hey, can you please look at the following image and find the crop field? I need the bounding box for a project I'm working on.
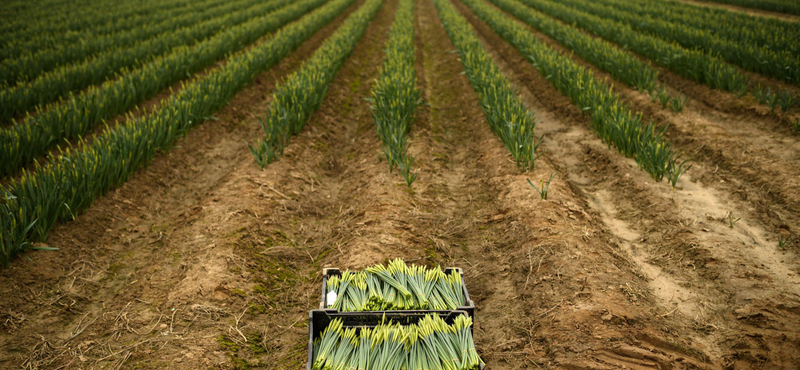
[1,0,799,368]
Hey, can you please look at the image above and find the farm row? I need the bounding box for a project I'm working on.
[0,0,799,368]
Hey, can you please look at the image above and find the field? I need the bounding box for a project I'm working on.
[1,0,799,368]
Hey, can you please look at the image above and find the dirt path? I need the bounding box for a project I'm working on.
[453,0,800,367]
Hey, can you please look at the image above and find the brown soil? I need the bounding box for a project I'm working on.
[1,0,799,369]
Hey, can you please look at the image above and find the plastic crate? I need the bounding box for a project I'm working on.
[306,309,484,370]
[319,267,476,319]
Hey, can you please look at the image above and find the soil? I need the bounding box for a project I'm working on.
[1,0,799,369]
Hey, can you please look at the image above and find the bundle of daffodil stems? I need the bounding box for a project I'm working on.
[312,314,483,370]
[327,259,466,311]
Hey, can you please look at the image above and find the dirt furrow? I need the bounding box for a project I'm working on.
[451,0,800,367]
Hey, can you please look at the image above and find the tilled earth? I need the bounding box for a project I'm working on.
[1,0,799,369]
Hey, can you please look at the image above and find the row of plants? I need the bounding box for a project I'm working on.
[553,0,800,85]
[587,0,800,57]
[368,0,421,186]
[311,314,483,370]
[0,0,329,177]
[485,0,658,92]
[248,0,384,167]
[0,0,284,123]
[650,85,690,114]
[699,0,800,16]
[0,0,359,267]
[0,0,275,87]
[514,0,749,96]
[0,0,231,62]
[458,0,688,185]
[433,0,540,171]
[0,0,196,46]
[752,85,799,114]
